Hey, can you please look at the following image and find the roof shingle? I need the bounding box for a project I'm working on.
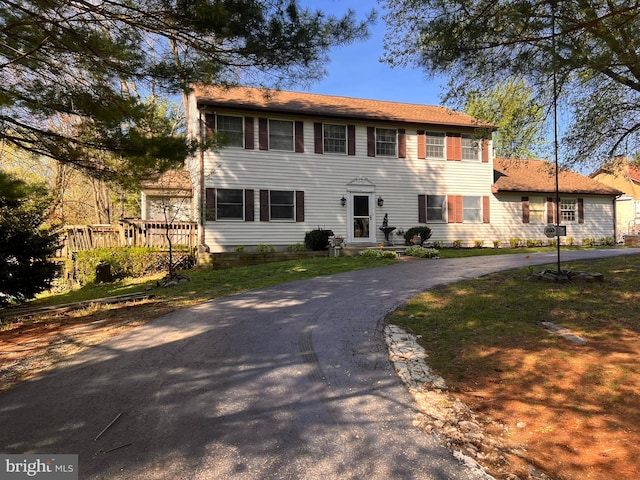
[493,158,622,195]
[192,85,493,129]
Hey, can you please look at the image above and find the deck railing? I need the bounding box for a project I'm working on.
[60,220,197,257]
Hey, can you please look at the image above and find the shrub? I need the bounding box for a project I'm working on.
[473,240,484,248]
[452,239,463,248]
[432,240,445,249]
[548,238,558,247]
[526,239,543,247]
[493,240,501,248]
[304,228,334,250]
[509,237,522,248]
[234,245,245,253]
[287,243,307,252]
[359,249,398,259]
[404,226,432,245]
[582,237,595,246]
[256,244,275,253]
[405,246,439,258]
[566,237,575,246]
[74,247,167,284]
[599,236,615,246]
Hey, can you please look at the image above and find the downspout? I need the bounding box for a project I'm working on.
[197,107,209,253]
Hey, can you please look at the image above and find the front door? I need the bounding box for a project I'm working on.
[348,193,375,243]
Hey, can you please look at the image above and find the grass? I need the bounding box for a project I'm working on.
[31,255,399,309]
[386,254,640,479]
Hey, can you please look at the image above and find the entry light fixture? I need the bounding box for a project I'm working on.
[377,196,384,207]
[340,196,347,207]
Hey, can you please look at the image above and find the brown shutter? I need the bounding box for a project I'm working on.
[446,133,462,161]
[314,122,323,154]
[417,130,426,159]
[398,128,406,158]
[522,196,530,223]
[260,189,269,221]
[244,189,254,221]
[244,117,254,150]
[483,196,490,223]
[347,125,356,155]
[295,121,304,153]
[367,127,375,157]
[205,188,216,221]
[547,197,555,224]
[296,191,305,222]
[578,198,584,224]
[258,118,268,150]
[448,195,462,223]
[205,113,216,137]
[418,194,426,223]
[481,139,489,163]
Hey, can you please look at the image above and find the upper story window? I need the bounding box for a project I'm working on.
[560,198,577,222]
[376,128,397,156]
[426,132,445,159]
[217,115,244,147]
[269,119,294,151]
[324,124,347,154]
[426,195,446,222]
[270,190,295,220]
[461,135,480,161]
[217,188,244,220]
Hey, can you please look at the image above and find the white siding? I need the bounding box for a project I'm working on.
[187,101,617,251]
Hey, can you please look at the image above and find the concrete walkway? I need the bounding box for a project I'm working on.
[0,249,636,479]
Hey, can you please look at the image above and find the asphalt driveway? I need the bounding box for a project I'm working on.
[0,249,636,479]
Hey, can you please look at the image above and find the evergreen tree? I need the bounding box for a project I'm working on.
[0,171,60,304]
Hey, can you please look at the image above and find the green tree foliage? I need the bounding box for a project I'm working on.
[381,0,640,167]
[0,171,60,304]
[0,1,372,183]
[458,78,547,159]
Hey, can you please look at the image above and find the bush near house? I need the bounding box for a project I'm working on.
[404,226,432,245]
[304,228,334,251]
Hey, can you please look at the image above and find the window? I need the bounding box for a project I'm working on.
[426,132,445,159]
[217,115,243,147]
[426,195,446,221]
[323,124,346,154]
[217,189,244,220]
[560,198,577,222]
[461,135,480,160]
[376,128,397,156]
[270,190,295,220]
[269,119,294,151]
[463,196,482,222]
[530,197,546,223]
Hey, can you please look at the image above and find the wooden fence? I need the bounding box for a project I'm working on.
[60,220,198,257]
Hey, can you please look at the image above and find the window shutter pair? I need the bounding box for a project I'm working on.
[204,114,254,150]
[366,127,406,157]
[259,190,305,222]
[544,197,585,224]
[204,188,254,222]
[258,118,304,152]
[418,194,490,223]
[313,123,356,155]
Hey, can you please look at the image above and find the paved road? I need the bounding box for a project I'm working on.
[1,249,637,479]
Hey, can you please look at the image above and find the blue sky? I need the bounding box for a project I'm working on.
[299,0,445,106]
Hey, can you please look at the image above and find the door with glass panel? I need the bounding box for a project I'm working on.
[349,193,375,243]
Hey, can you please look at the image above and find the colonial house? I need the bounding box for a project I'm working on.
[182,86,621,252]
[590,157,640,240]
